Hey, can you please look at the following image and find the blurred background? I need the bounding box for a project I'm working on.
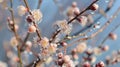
[0,0,120,67]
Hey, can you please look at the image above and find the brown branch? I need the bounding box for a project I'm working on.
[20,32,30,51]
[50,0,99,43]
[63,7,120,49]
[49,29,61,43]
[67,0,99,24]
[37,0,42,9]
[9,0,23,67]
[19,0,42,51]
[23,0,42,40]
[9,0,19,41]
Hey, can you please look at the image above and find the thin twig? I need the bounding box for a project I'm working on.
[20,32,30,51]
[100,21,120,45]
[9,0,23,67]
[23,0,42,40]
[50,0,99,42]
[59,7,120,51]
[37,0,42,9]
[61,0,115,42]
[20,0,42,51]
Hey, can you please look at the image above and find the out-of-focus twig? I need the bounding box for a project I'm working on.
[100,23,120,46]
[20,32,30,51]
[100,7,120,45]
[37,0,42,9]
[9,0,23,67]
[59,7,120,51]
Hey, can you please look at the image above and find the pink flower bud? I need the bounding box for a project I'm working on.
[85,48,93,56]
[61,42,68,47]
[83,62,91,67]
[96,61,105,67]
[109,33,117,40]
[72,2,77,7]
[26,15,34,23]
[28,25,36,33]
[74,7,80,15]
[58,52,63,59]
[13,57,20,62]
[101,45,109,51]
[77,16,88,26]
[14,24,19,31]
[90,3,99,11]
[57,59,64,66]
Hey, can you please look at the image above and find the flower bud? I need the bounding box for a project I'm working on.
[57,59,64,66]
[28,25,36,33]
[109,33,117,40]
[101,45,109,51]
[77,16,88,26]
[72,2,77,7]
[7,17,13,25]
[90,3,99,11]
[26,15,34,23]
[58,52,63,59]
[14,24,19,31]
[85,48,93,56]
[61,42,68,47]
[74,7,80,15]
[95,61,105,67]
[25,41,32,48]
[83,62,91,67]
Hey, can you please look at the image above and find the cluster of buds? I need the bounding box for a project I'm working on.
[5,0,120,67]
[105,50,120,65]
[7,17,19,32]
[17,5,42,23]
[81,45,109,64]
[56,54,75,67]
[26,10,42,23]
